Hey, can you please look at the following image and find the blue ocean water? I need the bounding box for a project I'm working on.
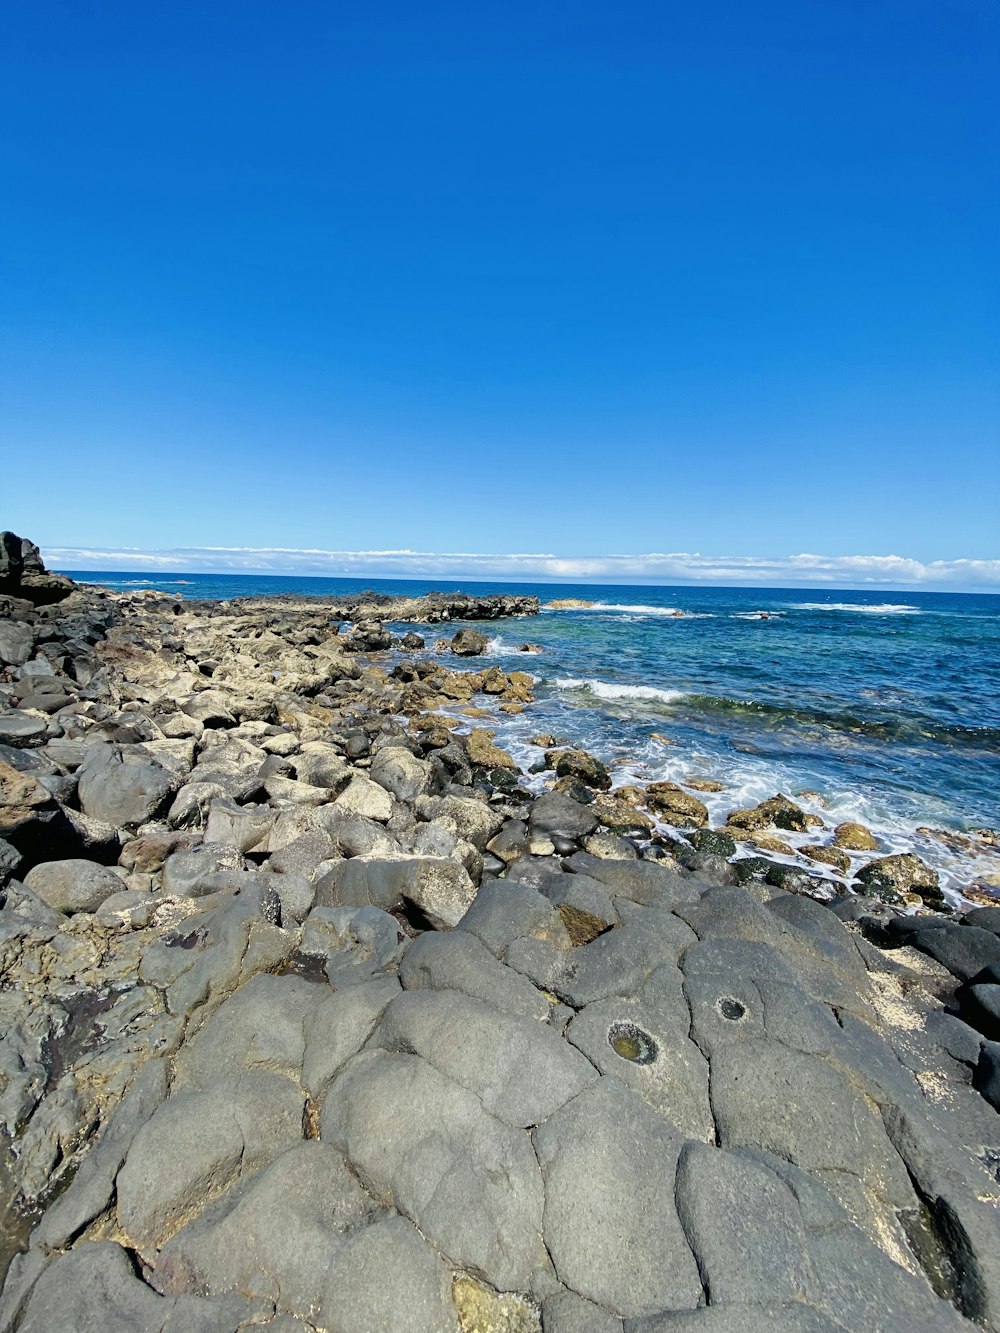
[65,571,1000,895]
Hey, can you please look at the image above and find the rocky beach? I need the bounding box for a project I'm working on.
[2,531,1000,1333]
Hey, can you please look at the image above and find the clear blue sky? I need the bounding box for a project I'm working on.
[2,0,998,584]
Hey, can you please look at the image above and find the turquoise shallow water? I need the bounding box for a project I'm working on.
[65,571,1000,896]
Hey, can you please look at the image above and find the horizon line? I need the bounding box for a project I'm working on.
[43,543,1000,594]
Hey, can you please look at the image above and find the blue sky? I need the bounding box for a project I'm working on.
[2,1,998,588]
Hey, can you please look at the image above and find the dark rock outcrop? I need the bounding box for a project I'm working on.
[0,532,74,606]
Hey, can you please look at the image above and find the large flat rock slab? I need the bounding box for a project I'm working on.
[533,1079,703,1319]
[320,1048,547,1292]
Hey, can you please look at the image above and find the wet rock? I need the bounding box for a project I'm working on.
[644,782,709,828]
[466,728,518,771]
[529,791,599,841]
[964,906,1000,934]
[747,832,796,856]
[908,924,1000,983]
[959,983,1000,1040]
[545,747,612,791]
[688,828,737,858]
[977,1041,1000,1111]
[727,794,809,834]
[589,795,653,835]
[833,821,878,851]
[800,844,851,875]
[855,852,941,902]
[451,627,489,656]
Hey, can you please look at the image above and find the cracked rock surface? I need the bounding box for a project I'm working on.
[1,547,1000,1332]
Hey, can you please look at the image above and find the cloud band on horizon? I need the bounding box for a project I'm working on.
[39,545,1000,591]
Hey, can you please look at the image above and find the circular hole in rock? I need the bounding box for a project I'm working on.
[717,996,747,1022]
[607,1020,658,1065]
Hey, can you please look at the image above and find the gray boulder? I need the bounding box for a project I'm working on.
[172,973,319,1092]
[532,1079,702,1318]
[567,991,712,1140]
[302,975,401,1099]
[400,928,551,1022]
[14,1241,253,1333]
[160,842,246,897]
[181,690,237,728]
[317,854,476,929]
[370,989,597,1126]
[78,744,175,827]
[709,1040,913,1212]
[674,1144,815,1305]
[152,1143,379,1319]
[332,773,394,822]
[320,1215,458,1333]
[321,1048,546,1291]
[300,904,407,985]
[451,627,489,655]
[0,621,33,666]
[369,745,432,801]
[117,1071,305,1252]
[529,791,599,841]
[23,858,125,914]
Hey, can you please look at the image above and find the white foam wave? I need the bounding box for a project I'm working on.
[793,603,920,614]
[554,677,687,705]
[730,611,784,620]
[549,602,686,617]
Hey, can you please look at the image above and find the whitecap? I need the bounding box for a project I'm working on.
[548,603,686,617]
[792,603,920,614]
[554,677,687,704]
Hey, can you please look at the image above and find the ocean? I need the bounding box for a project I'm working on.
[63,571,1000,900]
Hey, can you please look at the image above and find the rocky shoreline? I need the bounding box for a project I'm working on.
[2,533,1000,1333]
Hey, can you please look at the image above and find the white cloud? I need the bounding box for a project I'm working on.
[40,544,1000,590]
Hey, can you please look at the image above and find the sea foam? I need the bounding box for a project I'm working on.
[548,602,685,616]
[555,677,686,704]
[794,603,920,614]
